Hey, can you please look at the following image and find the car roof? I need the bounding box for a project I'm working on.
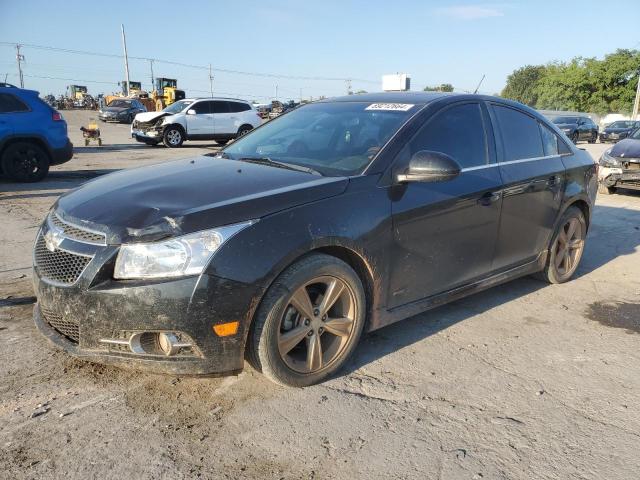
[0,86,39,96]
[187,97,251,103]
[319,91,455,104]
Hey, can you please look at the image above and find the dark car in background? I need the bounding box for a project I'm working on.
[599,120,640,143]
[0,85,73,182]
[552,115,598,144]
[98,98,147,124]
[598,127,640,194]
[33,92,596,387]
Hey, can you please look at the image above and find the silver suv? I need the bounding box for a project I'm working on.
[131,98,262,147]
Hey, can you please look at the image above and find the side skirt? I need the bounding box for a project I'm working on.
[368,251,547,331]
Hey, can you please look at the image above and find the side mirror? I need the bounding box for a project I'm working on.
[187,109,196,115]
[395,150,461,183]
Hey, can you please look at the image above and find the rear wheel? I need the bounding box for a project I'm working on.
[163,126,184,148]
[1,142,50,182]
[570,132,579,144]
[537,206,586,284]
[237,125,253,138]
[247,254,366,387]
[588,132,597,144]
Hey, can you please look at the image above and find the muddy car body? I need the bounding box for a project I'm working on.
[33,92,597,386]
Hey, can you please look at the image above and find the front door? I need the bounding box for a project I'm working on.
[488,103,565,270]
[388,102,503,308]
[185,100,214,136]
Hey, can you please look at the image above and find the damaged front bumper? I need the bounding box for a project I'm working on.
[599,165,640,190]
[131,120,164,142]
[32,216,264,376]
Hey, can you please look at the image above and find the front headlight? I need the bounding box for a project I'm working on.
[114,221,254,280]
[599,149,620,168]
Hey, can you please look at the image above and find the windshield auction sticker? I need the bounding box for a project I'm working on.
[365,103,415,111]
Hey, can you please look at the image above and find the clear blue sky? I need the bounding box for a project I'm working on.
[1,0,638,101]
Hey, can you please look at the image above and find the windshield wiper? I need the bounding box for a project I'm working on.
[237,157,321,175]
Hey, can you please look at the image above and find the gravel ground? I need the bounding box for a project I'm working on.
[1,111,639,479]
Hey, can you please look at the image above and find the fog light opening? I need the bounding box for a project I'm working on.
[158,332,180,356]
[126,331,193,356]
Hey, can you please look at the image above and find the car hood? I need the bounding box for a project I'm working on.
[102,106,130,113]
[603,127,630,133]
[54,157,348,244]
[554,123,578,129]
[134,111,171,123]
[609,139,640,159]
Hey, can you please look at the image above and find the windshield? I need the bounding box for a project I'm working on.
[553,116,579,124]
[222,102,418,176]
[609,121,635,129]
[163,100,192,114]
[107,99,132,108]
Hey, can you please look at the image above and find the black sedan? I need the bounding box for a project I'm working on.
[552,115,598,144]
[599,120,640,143]
[598,128,640,194]
[32,92,596,387]
[98,98,146,123]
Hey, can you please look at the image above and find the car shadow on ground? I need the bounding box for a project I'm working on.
[343,200,640,376]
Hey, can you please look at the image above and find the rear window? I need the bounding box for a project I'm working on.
[0,93,30,113]
[492,105,544,161]
[227,102,251,113]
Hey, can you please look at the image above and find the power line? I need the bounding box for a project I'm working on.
[0,41,378,84]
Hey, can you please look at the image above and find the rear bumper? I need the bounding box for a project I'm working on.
[50,140,73,165]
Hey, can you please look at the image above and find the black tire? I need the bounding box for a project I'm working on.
[163,126,184,148]
[588,132,597,144]
[1,142,50,182]
[598,183,616,195]
[537,206,586,284]
[237,125,253,138]
[247,253,366,387]
[216,139,229,146]
[570,132,579,144]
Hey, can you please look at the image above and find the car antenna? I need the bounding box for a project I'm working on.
[473,74,486,94]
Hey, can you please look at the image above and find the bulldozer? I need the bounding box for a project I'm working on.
[104,81,155,112]
[151,78,185,111]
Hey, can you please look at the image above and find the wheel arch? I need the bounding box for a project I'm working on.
[0,136,52,173]
[237,123,253,134]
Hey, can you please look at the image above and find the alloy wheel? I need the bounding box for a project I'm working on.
[167,130,182,145]
[553,217,584,279]
[277,276,357,374]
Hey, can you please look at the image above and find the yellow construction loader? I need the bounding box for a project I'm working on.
[151,78,185,111]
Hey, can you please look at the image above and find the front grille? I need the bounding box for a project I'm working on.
[41,306,79,343]
[34,235,92,285]
[50,214,106,245]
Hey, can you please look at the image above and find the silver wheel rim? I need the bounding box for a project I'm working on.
[167,130,181,145]
[553,217,584,279]
[277,276,357,374]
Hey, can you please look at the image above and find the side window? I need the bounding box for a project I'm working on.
[0,93,29,113]
[539,122,559,156]
[409,103,488,168]
[211,101,230,114]
[492,105,544,161]
[191,101,211,114]
[228,102,250,112]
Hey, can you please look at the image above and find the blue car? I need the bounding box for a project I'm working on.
[0,84,73,182]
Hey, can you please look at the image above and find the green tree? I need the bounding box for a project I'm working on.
[423,83,454,92]
[500,65,546,106]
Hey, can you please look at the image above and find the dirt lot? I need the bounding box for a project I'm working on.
[1,111,640,479]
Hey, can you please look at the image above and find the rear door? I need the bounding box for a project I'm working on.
[185,100,214,136]
[388,101,503,308]
[489,103,566,270]
[211,101,234,135]
[0,93,27,140]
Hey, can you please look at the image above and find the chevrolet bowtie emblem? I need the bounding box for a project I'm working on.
[44,227,64,252]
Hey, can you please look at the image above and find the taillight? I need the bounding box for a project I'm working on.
[52,112,62,121]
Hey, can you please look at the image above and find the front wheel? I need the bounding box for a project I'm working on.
[570,132,579,144]
[537,206,586,284]
[588,132,597,144]
[1,142,50,182]
[247,254,366,387]
[163,126,184,148]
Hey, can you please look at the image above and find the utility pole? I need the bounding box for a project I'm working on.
[208,64,214,97]
[149,59,155,91]
[15,44,24,88]
[346,79,352,95]
[121,24,131,96]
[275,84,278,101]
[299,87,302,103]
[633,70,640,120]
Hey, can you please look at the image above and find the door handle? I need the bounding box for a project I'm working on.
[547,175,561,187]
[478,191,501,206]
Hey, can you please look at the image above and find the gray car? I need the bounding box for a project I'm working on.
[98,99,147,124]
